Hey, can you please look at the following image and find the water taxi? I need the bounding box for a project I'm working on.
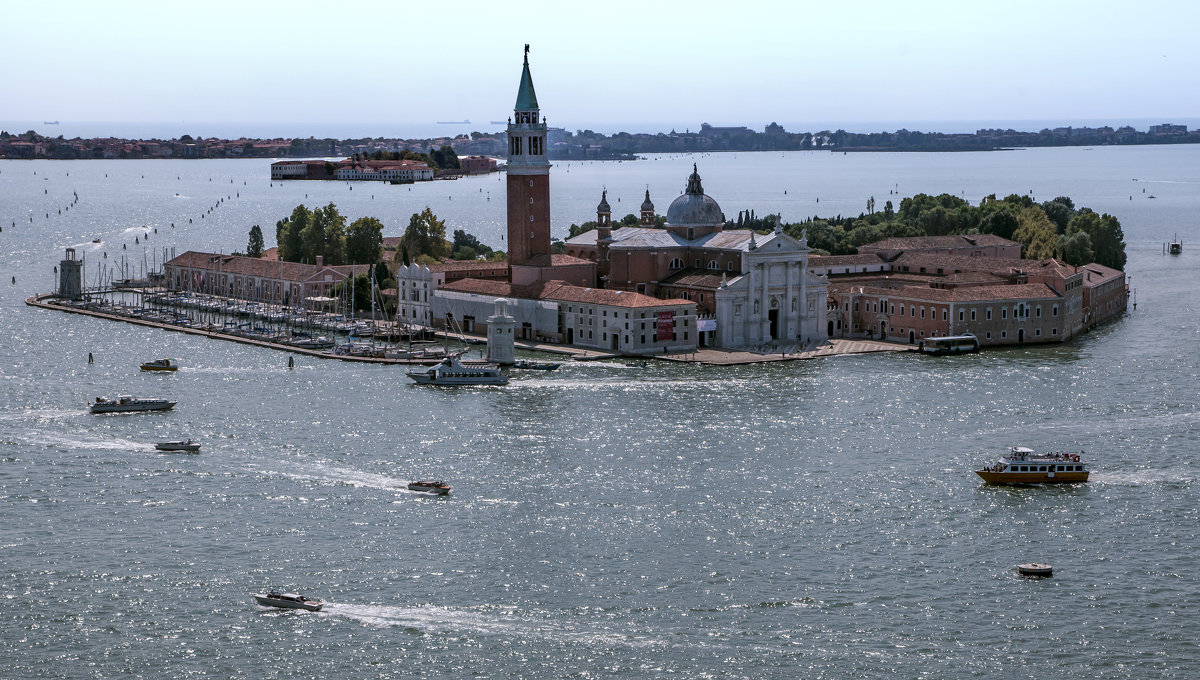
[139,358,178,372]
[512,359,560,371]
[406,354,508,386]
[90,395,177,414]
[252,591,322,611]
[155,439,200,452]
[976,446,1089,484]
[919,334,979,355]
[407,480,451,495]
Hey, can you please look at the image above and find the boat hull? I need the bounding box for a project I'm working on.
[90,401,176,414]
[976,470,1089,484]
[406,374,508,385]
[252,594,322,611]
[155,442,200,452]
[407,482,450,495]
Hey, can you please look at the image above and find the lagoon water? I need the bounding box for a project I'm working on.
[1,147,1198,678]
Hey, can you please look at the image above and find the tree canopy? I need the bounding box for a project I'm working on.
[401,207,450,263]
[775,192,1127,269]
[274,203,385,265]
[246,224,264,258]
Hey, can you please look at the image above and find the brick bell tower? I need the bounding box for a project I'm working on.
[506,44,551,276]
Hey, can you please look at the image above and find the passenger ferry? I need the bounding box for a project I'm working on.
[405,354,508,386]
[976,446,1089,484]
[919,334,979,355]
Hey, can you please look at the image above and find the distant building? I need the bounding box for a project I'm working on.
[1148,123,1187,135]
[164,252,371,306]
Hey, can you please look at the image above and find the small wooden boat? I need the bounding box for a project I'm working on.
[512,359,560,371]
[1017,563,1053,577]
[139,358,178,372]
[155,439,200,452]
[252,591,323,611]
[407,480,451,495]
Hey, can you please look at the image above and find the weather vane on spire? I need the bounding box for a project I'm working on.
[524,44,530,56]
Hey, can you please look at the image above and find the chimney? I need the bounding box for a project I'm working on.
[316,255,324,267]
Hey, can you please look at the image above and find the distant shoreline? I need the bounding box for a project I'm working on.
[2,121,1196,160]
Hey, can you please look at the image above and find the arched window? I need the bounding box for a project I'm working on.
[669,258,683,270]
[708,260,719,270]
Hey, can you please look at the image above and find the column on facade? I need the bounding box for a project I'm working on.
[799,260,808,340]
[759,263,769,340]
[784,260,794,339]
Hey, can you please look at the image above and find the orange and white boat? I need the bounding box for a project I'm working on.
[975,446,1089,485]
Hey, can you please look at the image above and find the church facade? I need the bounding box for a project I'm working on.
[565,166,829,348]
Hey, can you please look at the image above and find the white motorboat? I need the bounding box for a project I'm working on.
[406,354,508,386]
[90,395,176,414]
[407,480,451,495]
[155,439,200,452]
[252,591,323,611]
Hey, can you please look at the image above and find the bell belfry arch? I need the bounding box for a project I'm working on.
[506,44,552,276]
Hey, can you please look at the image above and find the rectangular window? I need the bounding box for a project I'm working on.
[986,309,992,320]
[1052,328,1058,335]
[986,332,992,339]
[1036,306,1042,318]
[890,305,895,314]
[854,302,859,312]
[1001,331,1007,338]
[971,310,976,321]
[1002,308,1007,319]
[959,310,964,321]
[1053,305,1059,316]
[921,308,926,319]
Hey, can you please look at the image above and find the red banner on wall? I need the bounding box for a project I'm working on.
[656,311,674,341]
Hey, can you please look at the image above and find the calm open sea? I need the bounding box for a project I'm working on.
[1,147,1198,678]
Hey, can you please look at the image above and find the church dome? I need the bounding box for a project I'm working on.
[596,189,610,213]
[665,165,724,227]
[640,189,654,212]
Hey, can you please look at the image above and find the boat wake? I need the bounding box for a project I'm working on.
[265,463,409,492]
[0,408,82,422]
[319,603,522,634]
[16,431,156,452]
[1091,470,1196,486]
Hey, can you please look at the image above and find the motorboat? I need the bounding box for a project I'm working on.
[975,446,1089,484]
[139,358,178,372]
[407,480,451,495]
[155,439,200,452]
[90,395,176,414]
[512,359,560,371]
[252,591,323,611]
[406,354,508,385]
[91,238,102,244]
[1017,563,1053,577]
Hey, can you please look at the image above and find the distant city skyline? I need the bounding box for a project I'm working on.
[3,0,1198,135]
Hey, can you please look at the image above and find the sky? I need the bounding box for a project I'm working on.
[2,0,1199,137]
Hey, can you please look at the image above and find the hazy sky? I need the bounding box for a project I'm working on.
[3,0,1198,134]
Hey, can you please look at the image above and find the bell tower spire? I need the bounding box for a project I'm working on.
[506,44,551,276]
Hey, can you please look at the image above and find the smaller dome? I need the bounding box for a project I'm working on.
[665,165,723,227]
[596,189,610,213]
[641,189,654,212]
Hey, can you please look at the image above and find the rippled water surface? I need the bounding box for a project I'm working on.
[1,149,1198,678]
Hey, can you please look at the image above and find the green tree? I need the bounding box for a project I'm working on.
[301,203,347,265]
[276,204,311,262]
[1058,231,1094,266]
[1067,211,1127,269]
[332,273,373,312]
[452,229,492,257]
[402,207,449,261]
[979,205,1020,240]
[1014,206,1058,260]
[246,224,265,258]
[345,216,384,264]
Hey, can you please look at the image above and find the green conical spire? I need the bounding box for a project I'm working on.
[515,44,539,111]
